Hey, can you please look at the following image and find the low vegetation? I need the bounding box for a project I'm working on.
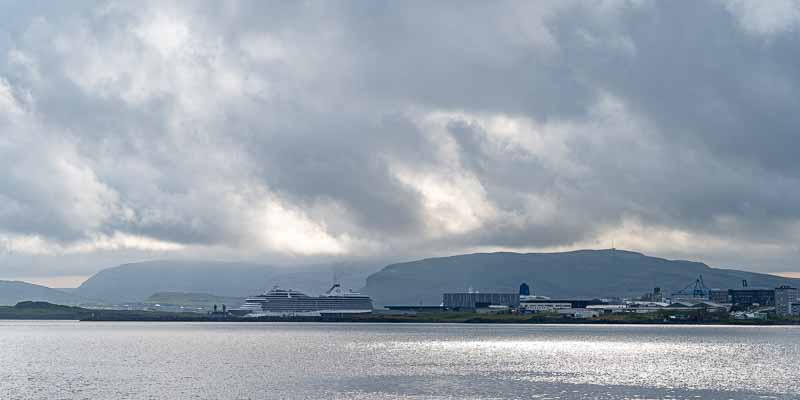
[144,292,245,309]
[0,301,207,321]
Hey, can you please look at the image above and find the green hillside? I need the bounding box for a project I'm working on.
[145,292,245,309]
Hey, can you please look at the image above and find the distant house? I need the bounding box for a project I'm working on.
[733,311,768,320]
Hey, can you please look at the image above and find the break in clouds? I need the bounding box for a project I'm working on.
[2,0,800,280]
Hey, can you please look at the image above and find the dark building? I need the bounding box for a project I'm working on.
[709,289,730,304]
[519,283,530,296]
[443,292,520,311]
[775,285,799,316]
[728,288,775,308]
[519,298,606,309]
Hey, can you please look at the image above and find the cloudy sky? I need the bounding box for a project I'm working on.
[2,0,800,286]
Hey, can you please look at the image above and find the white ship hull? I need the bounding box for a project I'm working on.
[244,309,373,318]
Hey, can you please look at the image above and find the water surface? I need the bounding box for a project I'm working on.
[1,322,797,399]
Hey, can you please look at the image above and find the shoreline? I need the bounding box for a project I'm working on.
[0,317,795,326]
[79,314,800,326]
[3,302,798,325]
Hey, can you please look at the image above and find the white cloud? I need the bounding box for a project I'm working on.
[392,164,497,236]
[228,188,359,256]
[134,12,190,57]
[0,78,23,116]
[1,0,800,280]
[0,231,183,255]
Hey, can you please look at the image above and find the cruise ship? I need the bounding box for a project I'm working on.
[236,284,374,317]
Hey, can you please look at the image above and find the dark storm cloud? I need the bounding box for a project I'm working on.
[1,0,800,278]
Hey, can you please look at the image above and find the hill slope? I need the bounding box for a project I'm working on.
[0,281,88,306]
[0,301,210,321]
[73,260,375,303]
[144,292,246,309]
[362,249,800,306]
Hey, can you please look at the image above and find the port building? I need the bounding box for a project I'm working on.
[728,288,775,308]
[520,298,605,309]
[775,285,799,316]
[709,289,730,304]
[520,302,572,313]
[442,292,519,311]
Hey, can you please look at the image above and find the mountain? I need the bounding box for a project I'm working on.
[0,280,88,306]
[362,249,800,306]
[73,260,377,303]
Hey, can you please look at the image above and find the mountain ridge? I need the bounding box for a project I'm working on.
[72,259,377,302]
[0,280,89,306]
[7,249,796,307]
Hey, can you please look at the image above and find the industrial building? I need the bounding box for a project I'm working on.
[520,302,572,313]
[775,285,799,316]
[728,288,775,308]
[442,292,519,311]
[709,289,730,304]
[520,298,605,309]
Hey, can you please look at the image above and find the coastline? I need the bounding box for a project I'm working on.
[81,313,800,325]
[3,302,798,325]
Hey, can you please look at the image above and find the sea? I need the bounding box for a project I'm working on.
[0,322,798,400]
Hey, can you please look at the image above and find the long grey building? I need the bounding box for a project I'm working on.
[443,292,520,310]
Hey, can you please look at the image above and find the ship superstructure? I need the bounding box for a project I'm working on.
[237,284,373,317]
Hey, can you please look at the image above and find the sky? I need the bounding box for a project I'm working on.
[2,0,800,287]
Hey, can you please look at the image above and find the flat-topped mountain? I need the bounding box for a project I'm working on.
[362,249,800,306]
